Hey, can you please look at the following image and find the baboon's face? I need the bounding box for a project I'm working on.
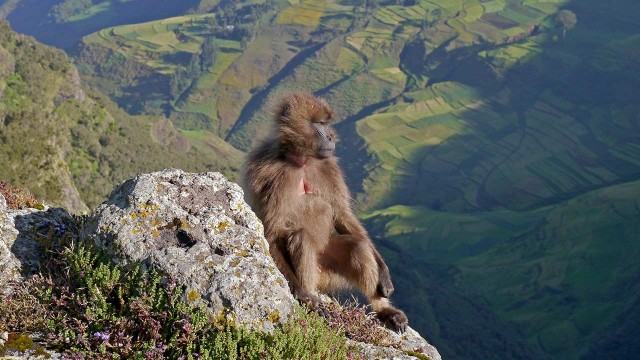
[311,119,335,159]
[277,93,337,159]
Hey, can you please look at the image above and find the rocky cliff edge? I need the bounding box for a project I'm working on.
[0,169,440,360]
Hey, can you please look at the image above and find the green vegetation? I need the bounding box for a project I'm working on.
[0,219,354,359]
[364,180,640,359]
[50,0,95,23]
[555,9,577,38]
[0,20,93,211]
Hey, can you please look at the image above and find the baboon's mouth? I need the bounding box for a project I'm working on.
[318,149,334,158]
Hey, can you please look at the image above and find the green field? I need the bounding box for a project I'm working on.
[84,14,224,74]
[277,0,325,27]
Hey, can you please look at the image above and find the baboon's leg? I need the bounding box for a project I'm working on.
[318,234,408,332]
[287,230,321,301]
[318,234,378,295]
[369,295,408,332]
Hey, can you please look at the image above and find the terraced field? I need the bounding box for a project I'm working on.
[277,0,326,27]
[356,78,640,212]
[83,14,230,74]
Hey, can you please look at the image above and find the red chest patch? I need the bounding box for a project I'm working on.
[298,176,314,195]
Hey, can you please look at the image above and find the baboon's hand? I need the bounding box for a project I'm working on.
[296,291,331,317]
[296,290,321,309]
[389,310,408,333]
[377,265,395,297]
[377,307,409,333]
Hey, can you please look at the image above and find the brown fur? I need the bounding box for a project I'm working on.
[244,92,408,332]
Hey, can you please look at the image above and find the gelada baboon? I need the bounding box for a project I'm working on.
[244,92,408,332]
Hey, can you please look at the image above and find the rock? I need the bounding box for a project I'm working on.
[0,170,441,358]
[87,169,296,332]
[396,326,441,360]
[0,203,75,295]
[56,66,85,103]
[354,342,422,359]
[0,332,62,359]
[351,326,441,360]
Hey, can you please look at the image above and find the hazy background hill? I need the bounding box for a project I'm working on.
[1,0,639,358]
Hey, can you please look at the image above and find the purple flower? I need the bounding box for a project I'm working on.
[93,332,110,341]
[54,224,67,235]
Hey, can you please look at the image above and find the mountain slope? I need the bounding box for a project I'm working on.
[1,20,93,211]
[0,21,240,210]
[365,179,640,359]
[71,0,640,214]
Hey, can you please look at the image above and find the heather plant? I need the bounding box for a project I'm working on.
[0,218,356,359]
[0,181,44,210]
[318,300,398,348]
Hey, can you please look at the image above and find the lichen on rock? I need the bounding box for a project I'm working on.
[86,168,296,332]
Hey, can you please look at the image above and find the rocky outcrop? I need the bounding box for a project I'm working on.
[86,169,295,332]
[0,170,441,359]
[56,66,85,104]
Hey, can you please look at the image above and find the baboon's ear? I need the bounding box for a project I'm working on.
[274,97,292,123]
[280,102,291,119]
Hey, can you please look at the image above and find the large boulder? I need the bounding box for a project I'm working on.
[87,169,295,332]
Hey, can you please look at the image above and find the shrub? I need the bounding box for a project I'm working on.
[318,300,398,348]
[0,181,44,210]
